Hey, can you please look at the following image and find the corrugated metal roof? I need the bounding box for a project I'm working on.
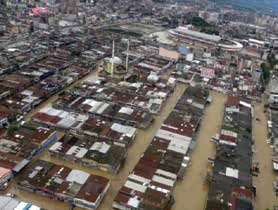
[111,123,136,138]
[124,180,147,193]
[0,196,19,210]
[174,27,221,42]
[152,175,175,187]
[66,169,90,185]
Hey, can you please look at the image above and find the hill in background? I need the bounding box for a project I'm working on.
[210,0,278,13]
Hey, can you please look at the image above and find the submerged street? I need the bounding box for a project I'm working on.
[253,103,277,210]
[7,89,278,210]
[12,82,187,210]
[173,92,226,210]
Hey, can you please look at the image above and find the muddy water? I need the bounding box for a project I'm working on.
[253,103,277,210]
[9,83,186,210]
[172,91,226,210]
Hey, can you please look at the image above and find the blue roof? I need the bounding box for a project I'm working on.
[178,45,189,55]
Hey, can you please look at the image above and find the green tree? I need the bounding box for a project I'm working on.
[7,121,18,134]
[261,63,271,82]
[268,53,278,69]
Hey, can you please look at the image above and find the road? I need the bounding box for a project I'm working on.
[172,91,226,210]
[253,103,277,210]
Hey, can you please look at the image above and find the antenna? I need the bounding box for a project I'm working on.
[111,39,115,76]
[126,38,130,71]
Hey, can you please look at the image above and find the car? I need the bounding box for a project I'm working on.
[0,182,9,191]
[6,193,16,198]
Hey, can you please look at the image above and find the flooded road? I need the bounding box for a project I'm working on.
[172,91,226,210]
[10,86,276,210]
[10,83,186,210]
[253,103,277,210]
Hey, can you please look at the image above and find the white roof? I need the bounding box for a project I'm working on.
[156,129,192,143]
[22,96,39,104]
[219,140,236,147]
[128,174,151,185]
[152,175,175,187]
[90,142,110,154]
[0,196,19,210]
[57,116,76,128]
[96,103,110,114]
[76,148,88,158]
[21,90,33,96]
[147,74,159,82]
[174,27,221,42]
[155,169,177,180]
[273,162,278,171]
[127,197,140,208]
[124,180,147,193]
[225,107,239,113]
[83,99,98,107]
[29,206,41,210]
[66,170,90,185]
[49,142,63,152]
[248,38,264,45]
[150,98,163,105]
[167,138,190,155]
[239,101,252,109]
[119,107,134,115]
[58,111,69,119]
[221,129,238,138]
[66,146,88,159]
[225,167,239,179]
[149,184,170,194]
[157,92,167,98]
[168,77,176,83]
[40,106,52,114]
[111,123,136,138]
[49,108,63,117]
[14,202,29,210]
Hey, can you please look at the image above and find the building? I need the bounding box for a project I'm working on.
[0,167,12,190]
[269,78,278,110]
[113,86,209,210]
[205,96,254,210]
[169,25,243,52]
[17,160,110,210]
[0,196,42,210]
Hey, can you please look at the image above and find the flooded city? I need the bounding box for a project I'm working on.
[11,83,187,210]
[0,0,278,210]
[173,92,226,210]
[10,88,277,210]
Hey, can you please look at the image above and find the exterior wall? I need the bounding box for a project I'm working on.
[0,170,12,187]
[0,117,8,128]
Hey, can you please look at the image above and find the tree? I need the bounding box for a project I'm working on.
[268,53,278,69]
[261,63,271,82]
[7,121,18,134]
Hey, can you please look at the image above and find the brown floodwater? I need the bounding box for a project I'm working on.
[8,86,275,210]
[172,91,226,210]
[8,82,186,210]
[253,102,277,210]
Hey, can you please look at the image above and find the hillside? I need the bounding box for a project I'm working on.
[211,0,278,13]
